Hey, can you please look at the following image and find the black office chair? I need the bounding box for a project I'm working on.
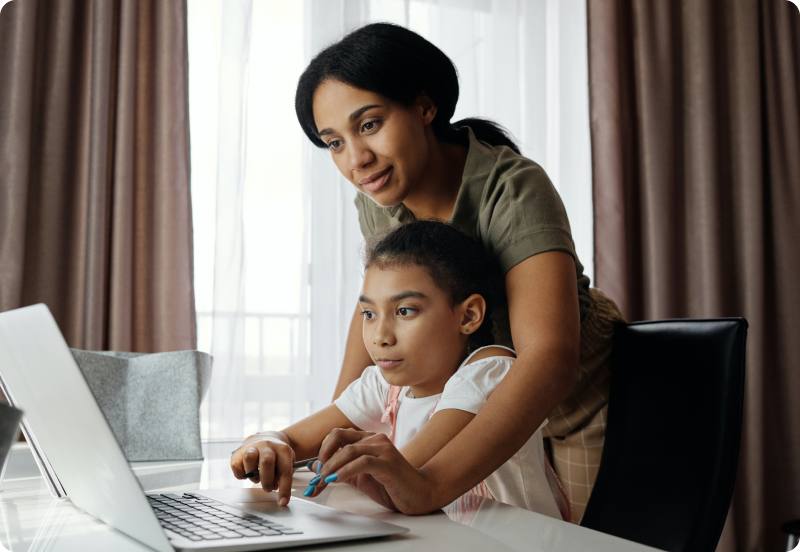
[580,318,747,552]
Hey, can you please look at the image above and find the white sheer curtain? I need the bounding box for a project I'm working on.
[189,0,313,445]
[188,0,593,445]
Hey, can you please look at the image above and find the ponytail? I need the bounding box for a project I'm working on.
[449,118,521,155]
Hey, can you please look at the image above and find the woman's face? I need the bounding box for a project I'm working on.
[312,79,435,207]
[359,263,469,397]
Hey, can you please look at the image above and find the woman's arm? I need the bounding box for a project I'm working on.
[230,404,355,504]
[400,410,476,468]
[332,302,374,400]
[312,251,580,514]
[398,346,514,467]
[305,409,475,504]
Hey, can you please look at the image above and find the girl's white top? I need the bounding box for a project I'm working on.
[334,346,562,519]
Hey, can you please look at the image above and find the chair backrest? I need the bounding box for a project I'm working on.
[580,318,747,552]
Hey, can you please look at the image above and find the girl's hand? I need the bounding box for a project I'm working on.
[230,433,295,505]
[304,429,437,515]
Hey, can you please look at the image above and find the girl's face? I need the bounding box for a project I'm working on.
[311,79,435,208]
[359,263,478,398]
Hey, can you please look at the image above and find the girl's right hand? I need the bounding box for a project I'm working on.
[230,433,296,506]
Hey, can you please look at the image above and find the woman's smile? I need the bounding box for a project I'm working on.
[311,80,439,209]
[360,166,393,193]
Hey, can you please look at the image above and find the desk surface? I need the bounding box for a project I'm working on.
[0,441,659,552]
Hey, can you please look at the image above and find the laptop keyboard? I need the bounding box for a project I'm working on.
[147,492,303,541]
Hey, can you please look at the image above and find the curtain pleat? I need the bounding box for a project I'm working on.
[0,0,195,353]
[588,0,800,550]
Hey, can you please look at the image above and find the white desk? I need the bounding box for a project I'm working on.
[0,441,659,552]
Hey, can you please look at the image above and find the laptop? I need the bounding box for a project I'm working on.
[0,304,407,551]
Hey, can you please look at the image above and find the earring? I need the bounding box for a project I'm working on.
[465,329,470,333]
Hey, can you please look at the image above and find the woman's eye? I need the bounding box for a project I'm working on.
[397,308,414,316]
[328,140,342,151]
[361,310,375,319]
[362,120,378,133]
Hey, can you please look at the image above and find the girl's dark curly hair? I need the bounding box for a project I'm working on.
[363,220,495,353]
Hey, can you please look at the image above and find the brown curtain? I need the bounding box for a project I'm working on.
[588,0,800,550]
[0,0,196,353]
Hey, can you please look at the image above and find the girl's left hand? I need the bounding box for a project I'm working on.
[303,428,436,515]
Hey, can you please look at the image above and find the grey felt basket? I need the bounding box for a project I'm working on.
[0,403,23,484]
[70,349,212,462]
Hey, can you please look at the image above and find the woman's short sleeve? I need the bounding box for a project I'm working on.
[333,365,392,434]
[476,152,577,275]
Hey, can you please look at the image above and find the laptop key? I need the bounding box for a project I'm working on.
[240,522,261,528]
[188,536,202,541]
[202,534,223,540]
[218,531,243,539]
[257,529,281,536]
[236,529,261,537]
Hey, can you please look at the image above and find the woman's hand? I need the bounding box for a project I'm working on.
[230,432,295,505]
[304,429,437,515]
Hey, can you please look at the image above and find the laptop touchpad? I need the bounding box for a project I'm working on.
[236,500,321,518]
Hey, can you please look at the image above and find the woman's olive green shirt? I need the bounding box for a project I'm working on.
[354,127,592,349]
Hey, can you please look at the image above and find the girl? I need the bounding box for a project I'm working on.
[289,22,624,520]
[231,221,570,521]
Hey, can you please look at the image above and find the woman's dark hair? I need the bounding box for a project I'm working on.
[364,220,495,353]
[295,23,520,154]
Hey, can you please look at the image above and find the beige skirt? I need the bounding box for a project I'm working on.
[542,288,625,523]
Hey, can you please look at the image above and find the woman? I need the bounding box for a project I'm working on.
[235,22,623,521]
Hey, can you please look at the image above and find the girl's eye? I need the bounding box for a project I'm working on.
[397,308,414,317]
[328,140,342,151]
[360,310,375,320]
[362,120,379,133]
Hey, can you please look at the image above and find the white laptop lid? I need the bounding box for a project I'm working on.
[0,304,173,552]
